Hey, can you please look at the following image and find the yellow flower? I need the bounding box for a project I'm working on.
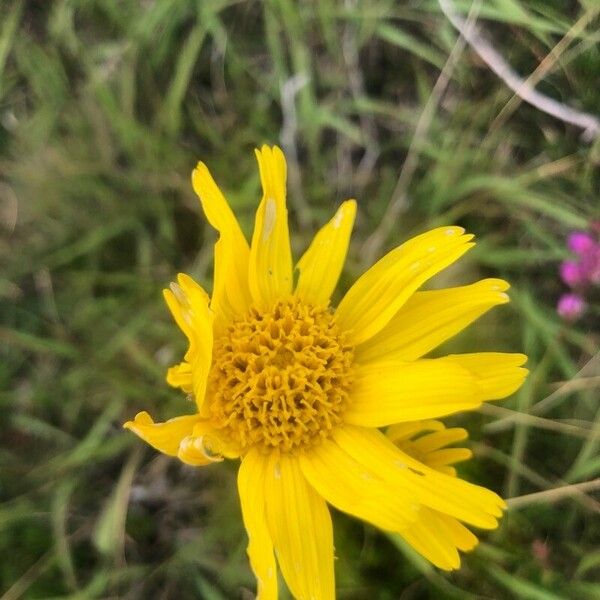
[124,145,527,599]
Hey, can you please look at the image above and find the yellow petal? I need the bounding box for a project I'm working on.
[443,352,529,401]
[386,420,445,444]
[345,359,480,426]
[336,227,474,345]
[249,145,293,309]
[237,449,278,600]
[163,287,193,343]
[425,448,473,469]
[409,427,468,454]
[356,278,510,362]
[335,425,506,529]
[178,423,225,467]
[123,411,199,457]
[401,508,461,570]
[440,513,479,552]
[264,454,334,600]
[400,507,479,570]
[295,200,356,307]
[437,466,458,477]
[346,352,527,427]
[166,361,193,393]
[192,161,252,323]
[163,274,211,346]
[163,274,214,409]
[302,432,479,572]
[388,421,473,472]
[299,437,418,533]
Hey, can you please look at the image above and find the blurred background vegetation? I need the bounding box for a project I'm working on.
[2,0,600,598]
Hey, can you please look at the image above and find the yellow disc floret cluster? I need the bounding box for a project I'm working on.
[205,299,354,453]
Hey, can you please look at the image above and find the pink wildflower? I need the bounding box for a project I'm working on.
[557,293,586,321]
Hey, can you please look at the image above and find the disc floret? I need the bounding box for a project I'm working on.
[206,299,354,453]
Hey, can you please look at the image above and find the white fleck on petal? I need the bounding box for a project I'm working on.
[332,207,344,229]
[170,282,186,305]
[170,283,193,324]
[263,198,277,241]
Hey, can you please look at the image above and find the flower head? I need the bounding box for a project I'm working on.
[557,228,599,321]
[563,230,600,287]
[124,146,528,599]
[567,231,596,256]
[557,293,586,321]
[559,260,584,288]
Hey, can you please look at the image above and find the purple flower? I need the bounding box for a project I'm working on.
[560,260,583,288]
[567,231,596,255]
[562,230,600,288]
[557,293,586,321]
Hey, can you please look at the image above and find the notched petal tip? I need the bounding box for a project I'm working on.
[249,144,292,306]
[191,161,219,198]
[191,160,205,182]
[512,353,529,367]
[294,198,357,307]
[123,411,201,457]
[254,144,287,189]
[176,272,194,287]
[122,410,153,430]
[169,281,186,305]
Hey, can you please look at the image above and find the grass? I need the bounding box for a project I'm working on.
[1,0,599,598]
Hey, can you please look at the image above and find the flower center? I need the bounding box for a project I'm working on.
[205,299,354,454]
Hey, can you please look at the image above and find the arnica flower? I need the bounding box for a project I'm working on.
[124,146,528,599]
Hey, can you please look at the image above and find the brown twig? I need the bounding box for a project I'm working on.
[488,5,600,137]
[480,404,599,439]
[474,443,600,513]
[484,352,600,434]
[438,0,600,141]
[507,478,600,509]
